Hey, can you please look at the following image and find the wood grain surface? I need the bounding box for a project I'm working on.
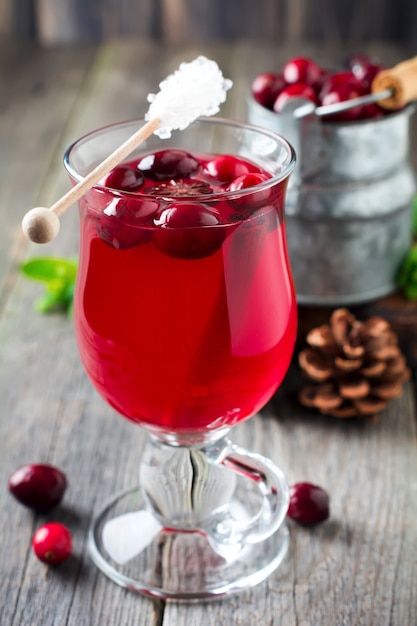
[1,0,417,46]
[0,39,416,626]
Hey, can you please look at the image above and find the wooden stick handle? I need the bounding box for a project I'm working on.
[22,117,161,243]
[52,117,161,215]
[372,56,417,109]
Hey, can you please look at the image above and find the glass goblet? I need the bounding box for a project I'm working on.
[64,117,296,600]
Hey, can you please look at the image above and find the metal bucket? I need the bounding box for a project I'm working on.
[248,96,416,305]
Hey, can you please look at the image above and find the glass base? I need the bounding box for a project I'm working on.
[88,486,290,600]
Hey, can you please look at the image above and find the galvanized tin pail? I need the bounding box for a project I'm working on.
[248,96,416,305]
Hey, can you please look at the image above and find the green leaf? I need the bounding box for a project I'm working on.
[397,243,417,300]
[405,284,417,300]
[20,256,78,315]
[21,257,77,285]
[34,292,67,314]
[413,195,417,237]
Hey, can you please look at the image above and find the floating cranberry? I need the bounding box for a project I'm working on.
[105,165,144,192]
[287,482,330,525]
[273,83,317,113]
[227,172,271,210]
[204,155,257,183]
[154,202,220,229]
[153,202,225,259]
[8,464,67,513]
[251,72,286,109]
[32,522,72,565]
[137,149,199,181]
[228,172,271,192]
[97,197,157,249]
[282,56,323,89]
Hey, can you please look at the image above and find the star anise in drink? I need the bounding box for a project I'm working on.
[147,179,214,197]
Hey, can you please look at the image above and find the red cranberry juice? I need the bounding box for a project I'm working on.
[74,151,297,434]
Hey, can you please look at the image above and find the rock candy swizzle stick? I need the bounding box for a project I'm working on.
[22,56,233,244]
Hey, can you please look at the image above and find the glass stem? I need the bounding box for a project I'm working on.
[139,434,289,558]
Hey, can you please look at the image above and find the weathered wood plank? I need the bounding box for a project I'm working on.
[0,43,96,314]
[35,0,158,45]
[2,0,417,45]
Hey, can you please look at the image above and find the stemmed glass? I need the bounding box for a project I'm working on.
[64,117,296,599]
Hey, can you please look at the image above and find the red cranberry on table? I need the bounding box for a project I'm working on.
[287,482,330,525]
[153,202,225,259]
[8,464,67,513]
[32,522,73,565]
[251,72,286,109]
[137,149,199,181]
[273,83,317,113]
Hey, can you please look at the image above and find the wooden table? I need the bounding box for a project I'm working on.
[1,39,416,626]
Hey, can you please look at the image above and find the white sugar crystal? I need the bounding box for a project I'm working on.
[145,56,233,139]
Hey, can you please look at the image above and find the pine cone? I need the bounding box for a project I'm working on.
[298,308,411,418]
